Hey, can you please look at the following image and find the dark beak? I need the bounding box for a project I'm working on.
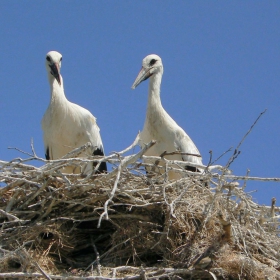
[49,63,61,85]
[131,67,152,89]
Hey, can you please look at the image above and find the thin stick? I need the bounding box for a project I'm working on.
[98,140,156,228]
[225,109,267,169]
[0,209,19,221]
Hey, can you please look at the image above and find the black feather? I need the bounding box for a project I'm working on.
[45,147,50,160]
[185,165,200,172]
[93,147,107,173]
[185,165,208,187]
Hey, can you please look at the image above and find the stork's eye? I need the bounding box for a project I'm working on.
[46,56,51,62]
[149,59,157,66]
[60,57,62,61]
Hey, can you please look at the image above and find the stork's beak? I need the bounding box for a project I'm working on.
[131,67,152,89]
[49,63,61,85]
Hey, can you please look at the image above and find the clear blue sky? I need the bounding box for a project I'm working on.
[0,2,279,204]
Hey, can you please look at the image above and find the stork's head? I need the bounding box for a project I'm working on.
[131,54,163,89]
[45,51,62,85]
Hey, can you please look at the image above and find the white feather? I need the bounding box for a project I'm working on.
[42,51,106,174]
[132,54,202,179]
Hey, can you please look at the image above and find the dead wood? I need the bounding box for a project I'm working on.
[1,140,280,279]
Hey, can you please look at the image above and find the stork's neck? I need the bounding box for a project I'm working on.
[48,74,67,104]
[147,72,163,112]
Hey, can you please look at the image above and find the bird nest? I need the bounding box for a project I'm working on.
[1,140,280,280]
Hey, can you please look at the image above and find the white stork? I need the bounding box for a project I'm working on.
[131,54,202,179]
[41,50,107,174]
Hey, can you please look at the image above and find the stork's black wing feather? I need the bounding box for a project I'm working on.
[45,147,50,160]
[185,165,200,172]
[93,147,107,173]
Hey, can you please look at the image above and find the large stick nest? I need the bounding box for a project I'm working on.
[1,141,280,279]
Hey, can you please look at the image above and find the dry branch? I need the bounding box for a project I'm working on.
[0,139,280,279]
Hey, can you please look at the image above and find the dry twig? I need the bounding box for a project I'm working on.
[0,135,280,279]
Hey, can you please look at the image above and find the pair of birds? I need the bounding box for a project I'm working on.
[42,51,203,178]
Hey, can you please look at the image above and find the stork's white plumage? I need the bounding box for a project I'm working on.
[131,54,202,179]
[41,51,107,174]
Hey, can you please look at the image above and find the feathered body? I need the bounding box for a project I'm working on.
[132,54,202,179]
[42,51,107,174]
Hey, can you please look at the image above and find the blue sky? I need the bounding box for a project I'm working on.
[0,2,279,204]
